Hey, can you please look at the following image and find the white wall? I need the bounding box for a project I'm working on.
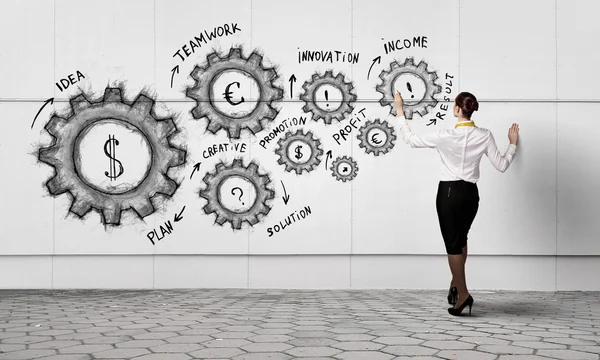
[1,0,599,290]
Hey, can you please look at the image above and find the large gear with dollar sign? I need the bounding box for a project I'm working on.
[186,47,284,139]
[357,119,397,156]
[199,158,275,230]
[275,129,323,175]
[37,87,187,226]
[300,70,357,124]
[376,57,442,119]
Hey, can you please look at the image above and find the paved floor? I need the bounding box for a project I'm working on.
[1,289,599,360]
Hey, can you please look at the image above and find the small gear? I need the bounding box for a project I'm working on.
[376,57,442,119]
[330,156,358,182]
[200,158,275,230]
[357,119,397,156]
[275,129,323,175]
[186,47,284,139]
[300,70,357,124]
[37,87,187,226]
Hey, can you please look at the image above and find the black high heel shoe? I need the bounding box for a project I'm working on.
[447,286,458,305]
[448,295,474,316]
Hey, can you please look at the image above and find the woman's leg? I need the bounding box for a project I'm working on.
[450,244,467,290]
[449,254,467,303]
[453,184,479,307]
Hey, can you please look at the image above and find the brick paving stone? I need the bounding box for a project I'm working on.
[0,344,26,352]
[536,349,600,360]
[92,348,149,358]
[497,356,556,359]
[247,334,293,343]
[331,341,385,351]
[334,351,395,359]
[59,345,113,354]
[512,341,568,349]
[37,356,91,360]
[81,336,129,344]
[132,355,191,360]
[381,345,438,356]
[189,347,245,358]
[0,349,56,359]
[29,340,82,349]
[285,346,342,357]
[373,336,424,345]
[233,353,292,360]
[2,289,600,360]
[150,343,204,352]
[241,342,294,352]
[437,350,497,360]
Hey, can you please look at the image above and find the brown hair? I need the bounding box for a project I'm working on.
[455,92,479,119]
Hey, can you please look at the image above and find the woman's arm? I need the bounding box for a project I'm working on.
[393,91,442,148]
[396,114,442,148]
[484,130,517,172]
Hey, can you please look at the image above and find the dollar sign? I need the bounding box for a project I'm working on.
[104,135,124,180]
[294,145,303,160]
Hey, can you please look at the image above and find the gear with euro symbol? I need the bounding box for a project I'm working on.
[186,47,284,139]
[376,57,441,119]
[357,119,397,156]
[37,87,187,226]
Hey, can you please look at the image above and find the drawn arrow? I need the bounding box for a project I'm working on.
[367,56,381,80]
[288,74,297,98]
[174,206,186,222]
[324,150,333,170]
[190,162,201,180]
[31,98,54,129]
[170,65,180,88]
[280,180,290,205]
[426,119,437,126]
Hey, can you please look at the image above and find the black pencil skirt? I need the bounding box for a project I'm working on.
[436,180,480,255]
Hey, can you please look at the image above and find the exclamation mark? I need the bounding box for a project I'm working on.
[407,82,414,98]
[325,89,329,107]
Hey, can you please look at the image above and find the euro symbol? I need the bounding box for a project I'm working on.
[223,81,245,106]
[371,133,382,145]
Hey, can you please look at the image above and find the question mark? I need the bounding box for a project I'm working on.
[231,187,244,205]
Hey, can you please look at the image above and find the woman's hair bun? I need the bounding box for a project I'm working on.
[455,92,479,118]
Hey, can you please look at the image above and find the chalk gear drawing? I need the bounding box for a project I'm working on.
[275,129,324,175]
[376,57,441,119]
[300,70,357,124]
[37,87,186,226]
[186,47,284,139]
[331,155,358,182]
[200,158,275,230]
[357,119,397,156]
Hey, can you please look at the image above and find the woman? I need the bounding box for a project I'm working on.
[393,91,519,316]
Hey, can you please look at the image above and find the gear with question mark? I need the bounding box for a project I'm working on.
[199,158,275,230]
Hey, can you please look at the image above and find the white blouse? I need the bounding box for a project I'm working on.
[393,115,518,183]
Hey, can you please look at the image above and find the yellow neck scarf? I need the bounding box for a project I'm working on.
[455,121,475,128]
